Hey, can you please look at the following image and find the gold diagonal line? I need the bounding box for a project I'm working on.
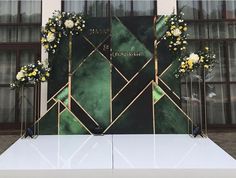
[83,34,110,51]
[112,65,129,82]
[112,58,152,101]
[159,62,174,78]
[82,35,96,49]
[96,48,129,82]
[35,101,59,124]
[162,90,193,122]
[159,78,180,100]
[47,83,68,104]
[59,100,93,135]
[60,108,66,115]
[103,81,153,134]
[71,95,99,126]
[72,49,96,75]
[72,35,110,75]
[153,94,165,105]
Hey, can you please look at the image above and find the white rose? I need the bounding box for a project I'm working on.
[16,70,25,80]
[172,28,182,36]
[64,20,74,28]
[47,32,55,42]
[189,53,199,63]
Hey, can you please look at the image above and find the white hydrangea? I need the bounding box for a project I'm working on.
[64,20,74,29]
[189,53,199,63]
[172,28,182,37]
[47,32,55,42]
[16,70,25,80]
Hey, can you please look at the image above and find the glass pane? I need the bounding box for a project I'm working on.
[20,87,34,123]
[228,22,236,39]
[133,0,154,16]
[0,0,18,23]
[177,0,199,20]
[0,27,17,42]
[21,0,41,23]
[231,84,236,124]
[111,0,131,17]
[181,81,202,125]
[87,0,109,17]
[202,1,224,19]
[20,50,35,66]
[205,42,226,82]
[187,22,208,39]
[64,0,85,13]
[229,41,236,81]
[0,88,15,123]
[187,41,201,52]
[208,22,236,39]
[18,26,41,42]
[206,84,228,124]
[0,50,16,84]
[226,0,236,19]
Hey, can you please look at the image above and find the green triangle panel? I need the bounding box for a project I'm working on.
[119,16,154,52]
[37,102,59,135]
[72,51,111,128]
[83,17,110,47]
[54,86,69,107]
[153,82,165,103]
[106,84,153,134]
[155,95,189,134]
[111,17,152,80]
[59,108,90,135]
[160,59,181,97]
[72,35,95,72]
[112,66,127,97]
[112,59,154,120]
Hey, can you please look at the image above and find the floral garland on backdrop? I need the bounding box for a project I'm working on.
[41,11,86,54]
[10,59,50,89]
[163,12,188,53]
[162,12,217,78]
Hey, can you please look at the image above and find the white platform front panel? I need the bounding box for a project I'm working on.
[113,134,236,169]
[0,135,235,178]
[0,135,112,169]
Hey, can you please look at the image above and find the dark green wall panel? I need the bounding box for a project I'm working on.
[72,51,111,128]
[112,59,154,120]
[111,17,152,80]
[106,84,153,134]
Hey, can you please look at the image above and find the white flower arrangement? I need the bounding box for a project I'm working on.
[41,11,86,54]
[10,59,51,89]
[175,47,216,78]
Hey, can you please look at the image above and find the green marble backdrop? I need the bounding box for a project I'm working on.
[37,16,191,135]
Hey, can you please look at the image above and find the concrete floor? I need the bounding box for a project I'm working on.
[0,132,235,159]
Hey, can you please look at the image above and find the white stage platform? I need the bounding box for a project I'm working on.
[0,135,235,178]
